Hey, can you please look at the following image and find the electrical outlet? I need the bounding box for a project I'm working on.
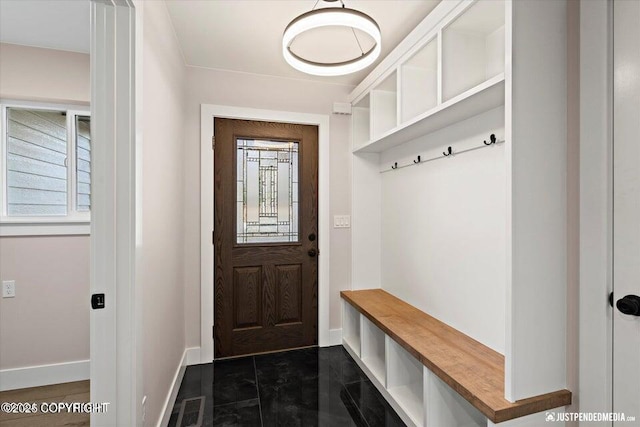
[333,215,351,228]
[2,281,15,298]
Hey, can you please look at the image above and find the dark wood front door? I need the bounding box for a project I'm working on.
[214,118,319,358]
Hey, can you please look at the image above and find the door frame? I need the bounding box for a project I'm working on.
[90,0,142,425]
[200,104,331,362]
[579,0,613,418]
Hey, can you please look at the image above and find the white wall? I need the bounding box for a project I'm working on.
[0,43,90,380]
[183,67,353,349]
[0,43,90,105]
[139,1,187,426]
[380,107,506,353]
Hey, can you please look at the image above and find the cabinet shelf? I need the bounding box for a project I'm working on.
[361,316,386,385]
[353,73,505,154]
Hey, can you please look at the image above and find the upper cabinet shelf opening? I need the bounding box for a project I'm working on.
[351,0,506,154]
[442,0,505,101]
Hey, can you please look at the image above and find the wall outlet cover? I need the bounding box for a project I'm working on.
[2,280,16,298]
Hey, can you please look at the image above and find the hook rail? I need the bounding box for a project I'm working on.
[381,134,502,174]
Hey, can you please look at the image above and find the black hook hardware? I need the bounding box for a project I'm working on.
[484,134,497,146]
[391,162,398,170]
[413,155,421,164]
[443,146,453,157]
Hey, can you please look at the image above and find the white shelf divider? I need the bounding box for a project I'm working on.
[342,301,361,356]
[400,36,438,124]
[386,338,424,427]
[352,94,370,151]
[371,71,398,140]
[360,316,386,386]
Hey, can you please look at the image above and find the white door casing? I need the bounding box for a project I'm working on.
[613,1,640,424]
[90,1,140,426]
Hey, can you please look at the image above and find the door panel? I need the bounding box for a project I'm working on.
[613,1,640,424]
[214,118,318,358]
[275,264,302,325]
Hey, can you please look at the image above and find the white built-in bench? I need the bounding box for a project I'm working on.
[341,289,571,427]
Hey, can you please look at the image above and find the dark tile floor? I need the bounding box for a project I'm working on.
[169,346,406,427]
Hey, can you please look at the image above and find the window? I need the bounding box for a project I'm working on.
[1,102,91,234]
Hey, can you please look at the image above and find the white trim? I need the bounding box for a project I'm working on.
[185,347,202,366]
[0,222,89,236]
[0,360,90,392]
[200,104,331,363]
[90,2,139,426]
[579,0,613,417]
[158,348,188,427]
[329,328,343,346]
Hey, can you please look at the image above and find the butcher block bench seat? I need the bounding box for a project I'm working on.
[341,289,571,424]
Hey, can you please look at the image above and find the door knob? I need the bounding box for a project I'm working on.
[308,248,317,257]
[616,295,640,316]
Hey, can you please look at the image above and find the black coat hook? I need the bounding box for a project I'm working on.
[391,162,398,170]
[413,155,421,164]
[443,146,453,157]
[484,134,497,145]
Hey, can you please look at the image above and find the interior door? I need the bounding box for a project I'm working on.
[214,118,318,358]
[613,1,640,424]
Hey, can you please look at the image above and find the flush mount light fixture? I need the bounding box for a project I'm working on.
[282,1,381,77]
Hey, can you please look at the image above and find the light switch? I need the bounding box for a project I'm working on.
[2,280,16,298]
[333,215,351,228]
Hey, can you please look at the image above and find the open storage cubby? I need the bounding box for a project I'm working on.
[361,317,386,385]
[400,37,438,123]
[386,338,424,427]
[342,301,361,356]
[425,369,486,427]
[371,71,398,139]
[352,94,370,150]
[442,0,505,101]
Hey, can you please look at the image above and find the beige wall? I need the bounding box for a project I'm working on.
[140,2,187,426]
[0,43,90,105]
[183,67,354,348]
[0,44,90,373]
[0,236,90,369]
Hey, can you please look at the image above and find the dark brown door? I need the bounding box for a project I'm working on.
[214,118,318,358]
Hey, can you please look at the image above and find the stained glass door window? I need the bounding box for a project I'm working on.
[236,139,299,244]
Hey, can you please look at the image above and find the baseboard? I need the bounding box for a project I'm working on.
[328,328,343,346]
[158,347,200,427]
[0,360,90,391]
[185,347,201,366]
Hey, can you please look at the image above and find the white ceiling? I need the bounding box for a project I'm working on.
[0,0,90,53]
[0,0,440,86]
[165,0,441,86]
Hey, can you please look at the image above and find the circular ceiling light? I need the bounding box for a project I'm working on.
[282,6,381,77]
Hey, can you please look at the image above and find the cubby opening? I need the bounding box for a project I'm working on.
[400,37,438,123]
[442,0,505,101]
[386,339,424,426]
[352,94,370,150]
[371,71,398,139]
[342,302,361,356]
[361,317,386,385]
[425,369,486,427]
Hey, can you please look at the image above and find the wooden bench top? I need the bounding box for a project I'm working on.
[341,289,571,424]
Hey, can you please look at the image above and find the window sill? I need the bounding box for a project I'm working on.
[0,221,90,237]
